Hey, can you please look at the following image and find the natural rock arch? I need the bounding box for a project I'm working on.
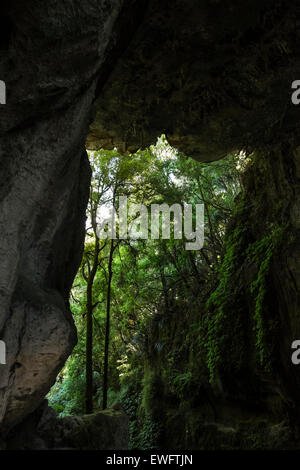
[0,0,299,445]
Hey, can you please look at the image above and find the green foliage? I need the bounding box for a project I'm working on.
[246,225,287,369]
[48,362,86,416]
[170,372,193,397]
[135,416,162,450]
[204,201,248,383]
[49,137,246,448]
[204,189,289,382]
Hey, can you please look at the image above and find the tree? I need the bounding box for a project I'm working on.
[48,137,245,431]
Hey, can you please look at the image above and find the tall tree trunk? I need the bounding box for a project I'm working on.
[102,237,114,410]
[85,236,100,414]
[85,281,93,414]
[159,265,169,312]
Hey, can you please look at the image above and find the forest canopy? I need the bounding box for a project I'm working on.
[48,137,247,448]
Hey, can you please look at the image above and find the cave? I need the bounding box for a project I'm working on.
[0,0,300,451]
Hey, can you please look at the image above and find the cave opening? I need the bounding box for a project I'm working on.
[1,0,300,453]
[47,136,250,449]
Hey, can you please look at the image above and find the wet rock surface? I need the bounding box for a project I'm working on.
[4,401,129,450]
[88,1,300,160]
[0,0,127,434]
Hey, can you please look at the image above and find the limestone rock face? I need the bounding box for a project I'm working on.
[55,409,129,450]
[4,400,129,450]
[88,0,300,160]
[0,0,130,434]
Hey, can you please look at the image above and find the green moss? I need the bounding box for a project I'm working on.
[141,370,160,414]
[202,161,293,381]
[204,201,290,382]
[204,197,249,383]
[246,225,287,369]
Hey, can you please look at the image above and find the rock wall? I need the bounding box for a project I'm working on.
[88,0,300,160]
[5,400,129,450]
[121,145,300,449]
[0,0,131,435]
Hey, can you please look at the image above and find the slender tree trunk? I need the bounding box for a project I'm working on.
[85,236,100,414]
[197,177,219,265]
[188,251,202,287]
[159,265,169,311]
[86,281,93,414]
[102,237,114,410]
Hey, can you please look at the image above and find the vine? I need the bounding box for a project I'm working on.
[204,217,248,383]
[246,225,287,370]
